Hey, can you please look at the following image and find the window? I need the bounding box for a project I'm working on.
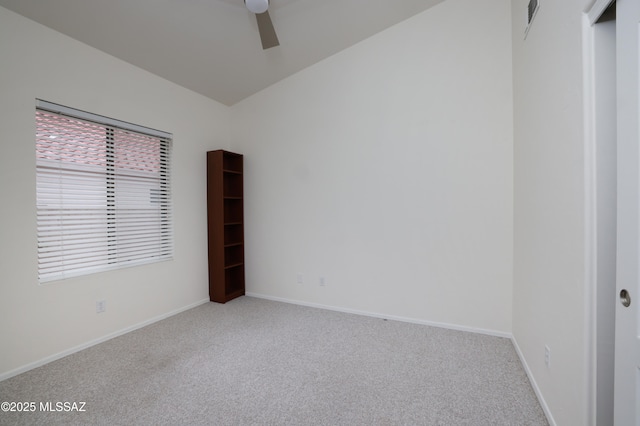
[35,100,173,283]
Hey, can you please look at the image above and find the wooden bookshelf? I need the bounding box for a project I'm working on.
[207,150,245,303]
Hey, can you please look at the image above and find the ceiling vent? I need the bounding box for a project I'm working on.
[525,0,539,39]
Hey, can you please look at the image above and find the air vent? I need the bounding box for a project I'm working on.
[525,0,539,39]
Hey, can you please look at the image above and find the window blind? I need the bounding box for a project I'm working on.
[35,101,173,283]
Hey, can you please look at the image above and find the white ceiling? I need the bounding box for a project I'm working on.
[0,0,444,106]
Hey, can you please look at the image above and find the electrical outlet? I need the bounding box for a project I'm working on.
[544,345,551,368]
[96,300,106,314]
[297,274,303,285]
[319,276,326,286]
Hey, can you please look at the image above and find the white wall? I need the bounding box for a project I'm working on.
[231,0,513,334]
[0,6,230,378]
[511,0,592,424]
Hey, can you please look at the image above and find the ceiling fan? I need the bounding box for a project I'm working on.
[245,0,280,50]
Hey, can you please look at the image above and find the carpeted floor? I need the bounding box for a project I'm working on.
[0,296,548,425]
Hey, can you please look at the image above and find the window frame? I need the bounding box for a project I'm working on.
[35,100,173,283]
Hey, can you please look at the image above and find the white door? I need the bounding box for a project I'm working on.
[614,0,640,423]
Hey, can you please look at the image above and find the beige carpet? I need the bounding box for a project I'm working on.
[0,296,548,425]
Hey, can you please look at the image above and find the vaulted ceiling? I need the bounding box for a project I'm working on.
[0,0,444,105]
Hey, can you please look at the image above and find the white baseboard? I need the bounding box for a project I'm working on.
[0,298,210,382]
[511,337,556,426]
[245,292,512,339]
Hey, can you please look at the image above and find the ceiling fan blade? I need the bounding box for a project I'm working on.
[255,10,279,50]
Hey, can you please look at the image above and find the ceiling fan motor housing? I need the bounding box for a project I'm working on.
[245,0,269,14]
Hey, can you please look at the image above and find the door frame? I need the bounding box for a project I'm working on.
[583,1,618,424]
[612,0,640,423]
[585,0,640,424]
